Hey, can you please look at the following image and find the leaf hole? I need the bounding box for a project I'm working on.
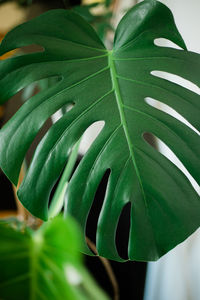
[79,121,105,155]
[26,117,52,166]
[115,202,131,260]
[17,44,45,54]
[154,38,183,50]
[145,97,199,135]
[0,44,44,60]
[151,71,200,96]
[51,103,75,123]
[3,75,63,111]
[25,100,74,166]
[142,132,200,195]
[85,169,111,243]
[21,76,62,103]
[143,132,157,148]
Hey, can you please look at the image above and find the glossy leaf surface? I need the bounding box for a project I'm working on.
[0,217,108,300]
[0,0,200,261]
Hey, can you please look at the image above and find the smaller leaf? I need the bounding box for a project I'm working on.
[0,216,109,300]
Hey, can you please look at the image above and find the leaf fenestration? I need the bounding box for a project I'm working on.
[0,0,199,261]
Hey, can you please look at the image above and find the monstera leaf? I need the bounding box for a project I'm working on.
[0,0,200,261]
[0,216,109,300]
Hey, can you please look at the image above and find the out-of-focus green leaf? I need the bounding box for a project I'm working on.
[0,216,109,300]
[73,3,100,23]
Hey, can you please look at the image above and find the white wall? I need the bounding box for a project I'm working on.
[144,1,200,300]
[159,0,200,52]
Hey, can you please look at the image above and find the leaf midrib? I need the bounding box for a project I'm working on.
[108,50,146,202]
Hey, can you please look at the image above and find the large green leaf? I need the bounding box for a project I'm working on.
[0,0,200,261]
[0,216,109,300]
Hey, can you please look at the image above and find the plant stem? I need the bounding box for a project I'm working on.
[49,139,81,219]
[86,237,119,300]
[12,163,27,221]
[12,162,42,229]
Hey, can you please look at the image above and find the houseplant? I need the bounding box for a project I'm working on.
[0,215,110,299]
[0,0,199,297]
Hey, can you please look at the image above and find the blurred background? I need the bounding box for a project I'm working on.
[0,0,199,299]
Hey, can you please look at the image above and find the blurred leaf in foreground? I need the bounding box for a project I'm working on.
[0,216,109,300]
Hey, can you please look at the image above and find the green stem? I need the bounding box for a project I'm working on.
[49,139,81,219]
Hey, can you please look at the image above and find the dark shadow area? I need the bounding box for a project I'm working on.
[86,169,110,242]
[115,202,131,260]
[82,160,146,300]
[0,172,17,211]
